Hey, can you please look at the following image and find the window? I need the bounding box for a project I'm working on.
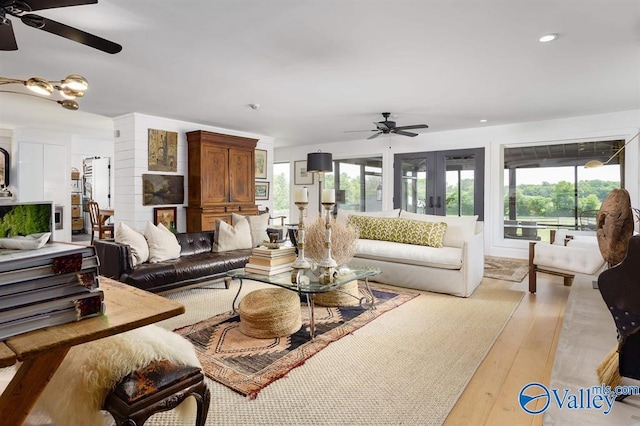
[326,157,383,213]
[272,162,290,224]
[503,140,623,242]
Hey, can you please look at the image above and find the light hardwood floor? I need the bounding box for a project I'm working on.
[445,274,571,426]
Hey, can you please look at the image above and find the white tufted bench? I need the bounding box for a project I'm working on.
[528,230,606,293]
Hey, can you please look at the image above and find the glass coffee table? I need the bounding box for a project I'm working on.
[227,265,381,339]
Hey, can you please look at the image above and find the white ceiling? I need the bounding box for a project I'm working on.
[1,0,639,147]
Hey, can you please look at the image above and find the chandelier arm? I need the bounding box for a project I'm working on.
[0,78,26,85]
[603,131,640,165]
[0,90,78,110]
[0,89,53,102]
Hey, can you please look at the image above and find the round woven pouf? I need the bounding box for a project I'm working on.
[238,288,302,339]
[314,280,360,307]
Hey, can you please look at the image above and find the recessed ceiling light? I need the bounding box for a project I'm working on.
[480,119,487,123]
[539,33,558,43]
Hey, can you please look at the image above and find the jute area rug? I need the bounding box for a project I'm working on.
[484,255,529,282]
[142,279,524,425]
[174,284,418,399]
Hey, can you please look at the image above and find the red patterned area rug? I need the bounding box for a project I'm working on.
[174,284,418,398]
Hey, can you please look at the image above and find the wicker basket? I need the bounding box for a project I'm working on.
[71,167,80,180]
[238,288,302,338]
[314,280,360,307]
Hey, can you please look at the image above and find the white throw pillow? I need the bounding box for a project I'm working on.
[213,218,253,252]
[336,208,400,225]
[399,211,478,248]
[232,212,270,247]
[0,232,51,250]
[115,222,149,266]
[144,222,181,263]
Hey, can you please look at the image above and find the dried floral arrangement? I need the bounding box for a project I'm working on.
[305,217,359,266]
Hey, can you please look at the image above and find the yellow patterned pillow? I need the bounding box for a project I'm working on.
[347,215,447,248]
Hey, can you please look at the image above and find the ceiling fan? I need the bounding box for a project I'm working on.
[0,0,122,54]
[346,112,429,140]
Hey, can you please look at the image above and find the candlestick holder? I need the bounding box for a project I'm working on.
[291,201,311,283]
[317,202,337,284]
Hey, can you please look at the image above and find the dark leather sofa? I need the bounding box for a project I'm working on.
[94,231,251,294]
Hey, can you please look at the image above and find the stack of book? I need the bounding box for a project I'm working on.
[244,246,297,276]
[0,243,105,340]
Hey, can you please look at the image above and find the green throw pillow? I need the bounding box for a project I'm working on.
[347,215,447,248]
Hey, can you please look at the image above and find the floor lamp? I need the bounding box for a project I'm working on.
[307,151,333,213]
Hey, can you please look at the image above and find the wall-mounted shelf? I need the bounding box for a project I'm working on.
[71,168,83,233]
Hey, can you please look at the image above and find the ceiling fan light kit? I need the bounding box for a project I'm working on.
[0,74,89,110]
[0,0,122,54]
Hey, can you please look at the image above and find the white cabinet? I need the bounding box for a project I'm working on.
[17,142,68,241]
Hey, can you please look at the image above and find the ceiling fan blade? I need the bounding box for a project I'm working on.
[344,130,377,133]
[367,132,383,140]
[21,0,97,12]
[394,124,429,131]
[0,20,18,51]
[21,13,122,53]
[393,130,418,137]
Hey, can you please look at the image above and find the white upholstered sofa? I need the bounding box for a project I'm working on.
[338,209,484,297]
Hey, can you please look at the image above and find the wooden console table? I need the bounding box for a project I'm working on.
[0,278,185,425]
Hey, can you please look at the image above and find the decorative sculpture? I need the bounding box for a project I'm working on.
[596,188,634,266]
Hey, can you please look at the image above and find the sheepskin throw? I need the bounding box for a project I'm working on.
[34,324,201,426]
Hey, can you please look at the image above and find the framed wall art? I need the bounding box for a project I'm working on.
[148,129,178,172]
[0,147,9,187]
[154,206,177,231]
[255,181,270,200]
[294,160,314,185]
[255,149,267,179]
[142,174,184,205]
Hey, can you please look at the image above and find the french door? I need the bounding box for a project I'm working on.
[393,148,484,220]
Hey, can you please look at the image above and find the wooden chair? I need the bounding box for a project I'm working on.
[87,200,114,244]
[260,207,287,242]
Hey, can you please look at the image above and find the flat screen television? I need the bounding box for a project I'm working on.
[0,202,53,238]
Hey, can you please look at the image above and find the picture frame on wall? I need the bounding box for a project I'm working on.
[294,160,314,185]
[255,149,268,179]
[154,206,177,231]
[142,174,184,205]
[148,129,178,172]
[255,181,270,200]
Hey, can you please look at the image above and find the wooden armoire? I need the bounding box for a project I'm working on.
[186,130,259,231]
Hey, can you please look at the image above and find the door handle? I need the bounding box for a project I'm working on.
[429,196,434,208]
[436,196,442,208]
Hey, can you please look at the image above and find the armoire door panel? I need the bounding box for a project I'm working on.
[201,144,229,204]
[228,148,254,203]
